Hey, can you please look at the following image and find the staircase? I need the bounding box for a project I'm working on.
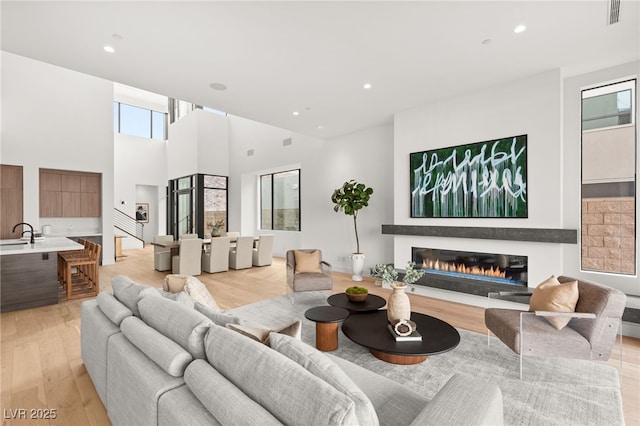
[114,208,145,247]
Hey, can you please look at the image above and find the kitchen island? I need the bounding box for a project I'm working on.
[0,237,84,312]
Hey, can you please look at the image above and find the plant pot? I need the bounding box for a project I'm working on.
[346,293,368,302]
[351,253,365,281]
[387,282,411,322]
[211,227,222,237]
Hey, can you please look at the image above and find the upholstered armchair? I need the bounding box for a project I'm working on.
[153,235,174,271]
[252,234,274,266]
[485,275,626,379]
[286,249,332,303]
[229,236,254,270]
[201,237,231,273]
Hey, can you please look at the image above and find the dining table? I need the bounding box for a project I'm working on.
[150,237,259,256]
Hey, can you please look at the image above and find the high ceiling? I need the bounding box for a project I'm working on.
[2,1,639,139]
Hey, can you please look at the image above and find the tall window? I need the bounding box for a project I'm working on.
[260,170,300,231]
[581,79,636,275]
[114,101,167,140]
[204,175,228,235]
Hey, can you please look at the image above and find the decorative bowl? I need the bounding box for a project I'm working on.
[346,293,368,302]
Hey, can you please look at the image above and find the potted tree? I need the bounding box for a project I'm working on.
[331,179,373,281]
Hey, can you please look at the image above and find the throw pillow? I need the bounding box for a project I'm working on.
[194,302,241,327]
[111,275,159,316]
[294,250,322,274]
[269,332,379,426]
[529,275,579,329]
[163,274,188,293]
[226,320,301,346]
[159,290,195,308]
[184,276,222,311]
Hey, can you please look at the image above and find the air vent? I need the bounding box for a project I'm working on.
[608,0,620,25]
[283,138,292,147]
[247,149,254,157]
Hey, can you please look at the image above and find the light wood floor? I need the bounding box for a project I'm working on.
[1,246,639,425]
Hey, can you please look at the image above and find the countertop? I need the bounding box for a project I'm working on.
[0,237,84,256]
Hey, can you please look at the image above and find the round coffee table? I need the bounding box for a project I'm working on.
[327,293,386,312]
[304,306,350,351]
[341,310,460,365]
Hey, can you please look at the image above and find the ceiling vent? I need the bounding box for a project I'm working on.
[247,149,254,157]
[607,0,621,25]
[283,138,292,147]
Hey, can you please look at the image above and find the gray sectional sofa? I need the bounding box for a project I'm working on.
[81,275,504,425]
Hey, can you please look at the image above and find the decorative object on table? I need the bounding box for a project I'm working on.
[371,261,425,323]
[135,203,149,223]
[410,134,527,218]
[388,319,422,342]
[330,179,373,282]
[345,286,368,302]
[209,218,225,237]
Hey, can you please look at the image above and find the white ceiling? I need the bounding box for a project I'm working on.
[2,1,639,139]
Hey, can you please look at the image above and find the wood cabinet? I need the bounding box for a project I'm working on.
[40,169,101,217]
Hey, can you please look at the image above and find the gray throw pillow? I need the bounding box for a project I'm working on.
[111,275,159,316]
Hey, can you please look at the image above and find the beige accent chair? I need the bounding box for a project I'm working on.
[201,237,231,273]
[229,236,253,270]
[252,234,274,266]
[172,238,203,276]
[485,275,626,379]
[153,235,174,271]
[286,249,332,303]
[180,233,198,239]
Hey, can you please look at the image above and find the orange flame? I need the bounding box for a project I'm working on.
[421,259,506,278]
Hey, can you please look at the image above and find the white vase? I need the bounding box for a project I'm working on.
[387,282,411,322]
[351,253,365,281]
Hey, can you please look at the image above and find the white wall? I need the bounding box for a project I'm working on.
[393,70,564,305]
[1,52,116,264]
[228,115,394,273]
[562,61,640,296]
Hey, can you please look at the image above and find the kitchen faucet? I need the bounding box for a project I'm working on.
[12,222,35,244]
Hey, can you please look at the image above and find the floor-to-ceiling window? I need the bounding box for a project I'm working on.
[581,79,637,275]
[168,174,228,238]
[260,169,300,231]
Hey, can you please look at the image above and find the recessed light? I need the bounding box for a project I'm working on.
[209,82,227,91]
[104,45,115,53]
[292,111,300,116]
[112,34,123,41]
[363,83,372,90]
[316,125,325,130]
[514,25,526,34]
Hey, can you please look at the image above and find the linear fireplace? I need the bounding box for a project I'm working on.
[407,247,528,297]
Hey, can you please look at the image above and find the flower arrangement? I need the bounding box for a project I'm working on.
[371,261,424,287]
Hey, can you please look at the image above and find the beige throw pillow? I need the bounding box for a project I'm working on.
[226,320,302,346]
[294,250,322,274]
[529,275,579,330]
[163,274,188,293]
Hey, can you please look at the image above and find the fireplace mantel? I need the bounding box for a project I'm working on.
[382,225,577,244]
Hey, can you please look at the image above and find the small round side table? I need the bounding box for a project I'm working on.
[304,306,350,351]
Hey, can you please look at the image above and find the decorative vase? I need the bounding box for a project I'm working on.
[351,253,365,281]
[211,227,222,237]
[387,282,411,322]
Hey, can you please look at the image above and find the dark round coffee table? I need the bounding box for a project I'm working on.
[341,310,460,365]
[304,306,350,351]
[327,293,386,312]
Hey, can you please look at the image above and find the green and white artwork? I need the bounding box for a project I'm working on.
[410,135,527,218]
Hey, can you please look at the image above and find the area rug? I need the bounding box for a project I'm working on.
[229,292,623,426]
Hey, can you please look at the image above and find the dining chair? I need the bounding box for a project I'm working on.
[172,238,203,275]
[225,231,240,242]
[153,235,174,271]
[201,237,231,273]
[252,234,274,266]
[180,233,198,240]
[229,236,253,270]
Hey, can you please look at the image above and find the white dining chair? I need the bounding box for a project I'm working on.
[202,237,231,273]
[252,234,274,266]
[172,238,203,275]
[225,231,240,242]
[229,236,253,270]
[153,235,174,271]
[180,233,198,240]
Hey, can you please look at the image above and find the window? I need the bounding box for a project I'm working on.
[260,170,300,231]
[581,79,636,275]
[113,102,167,140]
[204,175,228,235]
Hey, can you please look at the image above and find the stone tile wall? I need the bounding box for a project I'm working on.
[582,196,635,274]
